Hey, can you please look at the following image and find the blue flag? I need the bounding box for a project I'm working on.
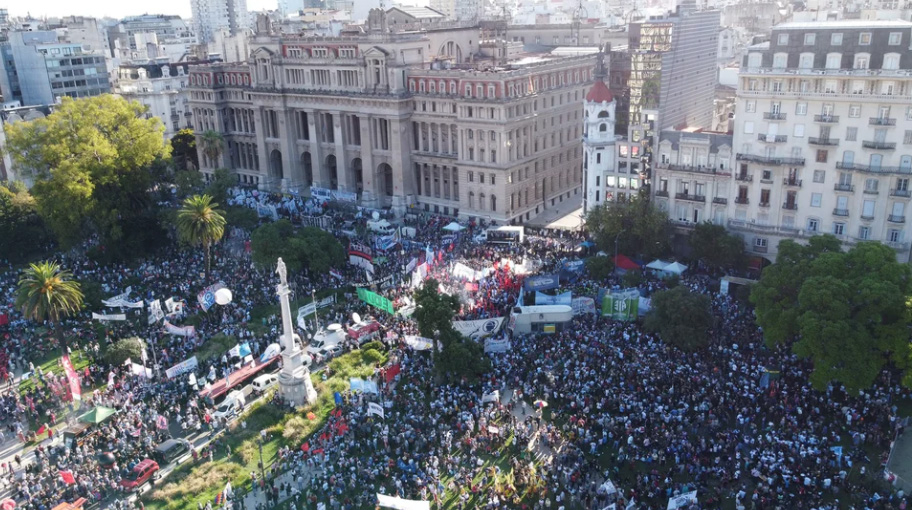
[334,392,343,405]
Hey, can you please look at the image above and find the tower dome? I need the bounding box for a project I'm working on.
[586,46,613,103]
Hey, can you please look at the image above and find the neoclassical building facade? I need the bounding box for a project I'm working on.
[187,9,595,222]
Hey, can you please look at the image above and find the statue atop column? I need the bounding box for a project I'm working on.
[275,258,317,407]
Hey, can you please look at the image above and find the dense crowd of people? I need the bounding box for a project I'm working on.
[0,186,910,510]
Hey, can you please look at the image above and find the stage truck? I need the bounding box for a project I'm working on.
[508,305,573,334]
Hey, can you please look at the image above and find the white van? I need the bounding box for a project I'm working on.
[251,374,278,394]
[213,390,246,420]
[367,219,395,235]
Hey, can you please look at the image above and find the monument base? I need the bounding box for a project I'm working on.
[278,366,317,407]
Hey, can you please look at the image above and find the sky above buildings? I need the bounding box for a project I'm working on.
[14,0,275,20]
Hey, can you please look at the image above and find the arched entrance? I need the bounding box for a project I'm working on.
[378,163,393,198]
[325,154,338,190]
[301,152,313,188]
[269,149,284,184]
[351,158,363,196]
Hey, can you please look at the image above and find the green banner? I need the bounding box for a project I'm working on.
[357,288,395,315]
[601,289,639,321]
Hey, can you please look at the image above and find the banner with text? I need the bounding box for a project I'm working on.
[164,320,198,337]
[165,356,199,379]
[357,288,395,314]
[92,313,127,321]
[61,354,81,401]
[534,291,573,306]
[484,337,511,353]
[523,274,560,292]
[197,283,226,312]
[571,297,597,316]
[602,288,640,321]
[296,296,336,329]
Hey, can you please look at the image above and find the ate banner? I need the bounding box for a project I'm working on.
[356,288,395,314]
[61,354,81,401]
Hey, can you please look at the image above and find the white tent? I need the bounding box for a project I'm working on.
[442,222,465,232]
[663,262,688,275]
[645,259,670,271]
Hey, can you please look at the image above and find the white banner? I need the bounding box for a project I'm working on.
[92,312,126,321]
[376,494,430,510]
[102,287,131,306]
[260,343,281,362]
[163,321,197,337]
[452,262,490,282]
[129,362,153,379]
[481,390,500,403]
[296,296,336,329]
[148,299,165,325]
[667,491,697,510]
[483,337,511,353]
[404,336,436,351]
[571,297,597,316]
[453,317,505,339]
[368,402,385,419]
[255,202,278,220]
[165,356,199,379]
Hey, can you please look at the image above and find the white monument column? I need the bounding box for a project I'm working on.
[275,258,318,407]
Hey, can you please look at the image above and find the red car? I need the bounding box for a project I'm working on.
[120,459,159,491]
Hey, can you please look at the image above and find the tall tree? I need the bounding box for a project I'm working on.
[4,96,170,250]
[16,261,84,348]
[251,221,344,275]
[751,236,912,391]
[585,193,670,260]
[176,194,226,278]
[171,129,199,171]
[0,181,52,262]
[689,221,745,272]
[643,286,713,352]
[199,130,225,168]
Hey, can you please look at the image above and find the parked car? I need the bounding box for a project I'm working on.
[120,459,159,491]
[251,373,278,394]
[153,439,191,466]
[320,344,344,359]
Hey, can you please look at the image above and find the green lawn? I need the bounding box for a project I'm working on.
[143,348,386,510]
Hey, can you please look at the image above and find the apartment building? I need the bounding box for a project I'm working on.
[731,20,912,262]
[107,15,197,63]
[187,9,593,222]
[115,63,193,140]
[191,0,249,44]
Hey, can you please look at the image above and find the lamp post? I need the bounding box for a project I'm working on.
[311,288,319,331]
[257,430,266,484]
[614,229,625,274]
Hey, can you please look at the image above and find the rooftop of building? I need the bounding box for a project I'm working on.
[387,6,446,19]
[775,19,912,30]
[659,128,733,152]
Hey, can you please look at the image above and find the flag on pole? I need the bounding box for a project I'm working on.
[60,470,76,485]
[156,415,168,430]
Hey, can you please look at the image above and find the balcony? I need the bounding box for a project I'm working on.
[712,197,728,205]
[808,137,840,146]
[833,208,849,216]
[758,133,788,143]
[655,190,669,197]
[675,192,706,203]
[834,183,855,192]
[753,244,769,253]
[735,196,749,205]
[863,187,880,194]
[783,178,802,187]
[836,161,912,175]
[869,117,896,126]
[759,201,770,208]
[737,153,805,166]
[892,189,912,198]
[888,214,906,223]
[763,112,787,121]
[814,114,840,123]
[654,163,731,176]
[862,140,896,150]
[783,202,798,210]
[735,173,754,182]
[861,214,875,220]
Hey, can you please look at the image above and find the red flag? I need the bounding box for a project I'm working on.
[37,424,46,435]
[301,442,310,452]
[61,354,81,401]
[60,470,76,485]
[312,448,324,455]
[331,408,342,418]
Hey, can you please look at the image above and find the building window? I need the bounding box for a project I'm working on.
[904,130,912,145]
[859,33,872,45]
[777,33,789,45]
[772,53,788,69]
[804,33,816,45]
[846,127,857,142]
[849,105,861,118]
[468,171,474,182]
[745,100,755,113]
[813,170,825,183]
[853,53,870,69]
[865,178,879,193]
[889,32,902,45]
[816,150,828,163]
[889,229,902,243]
[796,102,807,115]
[859,226,870,240]
[755,237,768,249]
[807,218,819,232]
[825,53,841,69]
[831,33,843,45]
[811,193,822,207]
[833,222,845,235]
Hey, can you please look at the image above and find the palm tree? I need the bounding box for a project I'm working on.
[200,130,225,169]
[177,194,226,278]
[16,261,84,349]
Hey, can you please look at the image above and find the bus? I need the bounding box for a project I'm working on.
[199,356,279,405]
[508,305,573,334]
[486,226,524,244]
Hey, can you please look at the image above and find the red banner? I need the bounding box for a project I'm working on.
[385,364,401,383]
[61,354,81,401]
[60,470,76,484]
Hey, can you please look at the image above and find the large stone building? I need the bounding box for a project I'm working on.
[187,10,595,222]
[730,19,912,262]
[107,15,198,64]
[115,63,194,140]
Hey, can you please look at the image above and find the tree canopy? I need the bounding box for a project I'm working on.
[170,129,199,171]
[584,255,614,282]
[413,279,490,381]
[751,236,912,391]
[177,194,226,278]
[643,286,713,352]
[250,220,344,275]
[584,193,670,260]
[0,181,52,262]
[689,221,745,272]
[4,95,170,250]
[16,261,84,347]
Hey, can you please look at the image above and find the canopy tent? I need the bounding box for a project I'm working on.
[376,494,430,510]
[646,259,671,271]
[78,406,117,425]
[663,261,688,275]
[442,222,465,232]
[613,254,640,271]
[578,240,595,248]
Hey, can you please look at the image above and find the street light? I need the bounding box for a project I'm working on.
[257,430,267,484]
[311,288,319,331]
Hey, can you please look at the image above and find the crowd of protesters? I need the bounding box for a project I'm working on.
[0,185,909,510]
